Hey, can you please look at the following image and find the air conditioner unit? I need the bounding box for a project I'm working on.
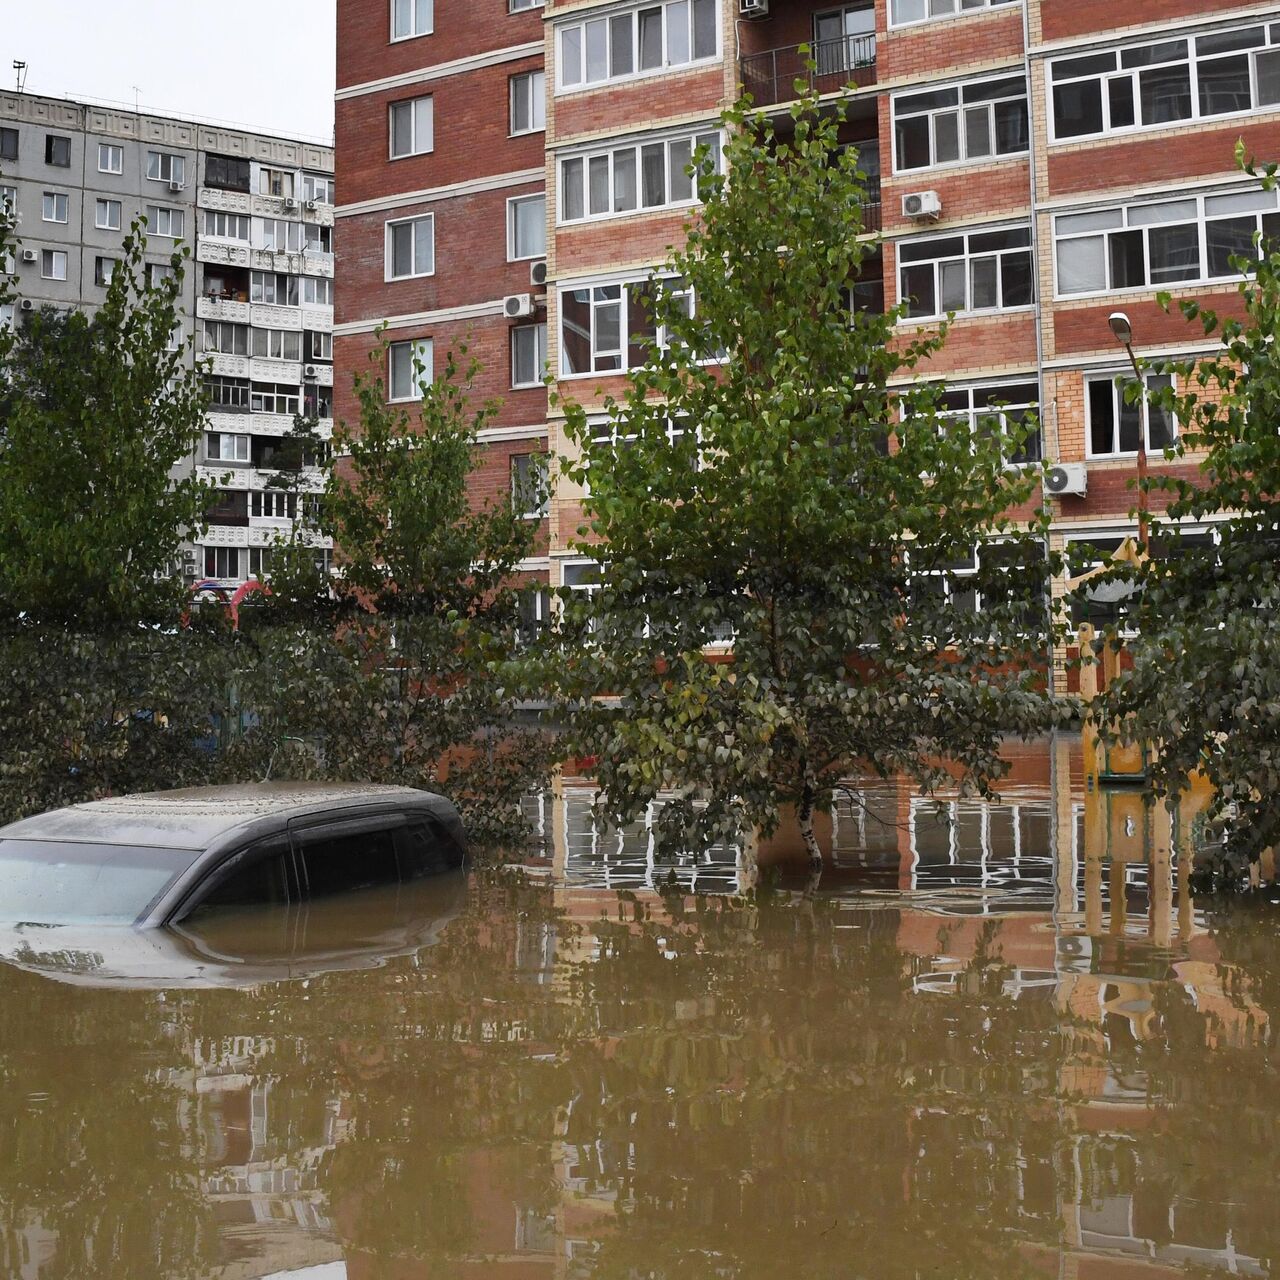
[504,292,534,319]
[20,248,37,263]
[168,180,183,193]
[305,199,318,211]
[304,364,318,379]
[902,190,942,220]
[19,298,34,312]
[182,549,198,566]
[283,196,297,210]
[1044,461,1087,497]
[739,0,770,16]
[530,259,548,288]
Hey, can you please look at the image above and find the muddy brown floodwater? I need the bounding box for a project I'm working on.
[1,736,1278,1279]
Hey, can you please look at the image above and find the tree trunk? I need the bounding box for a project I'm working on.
[797,777,824,878]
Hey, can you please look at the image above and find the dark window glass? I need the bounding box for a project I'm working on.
[692,0,717,59]
[1109,229,1146,288]
[638,7,663,69]
[901,263,936,317]
[970,257,998,309]
[962,76,1023,104]
[1147,374,1175,449]
[1207,216,1257,276]
[205,155,251,192]
[1108,77,1136,127]
[934,112,960,163]
[1198,27,1264,55]
[0,127,16,161]
[897,87,960,113]
[970,228,1029,253]
[1088,379,1115,454]
[1121,39,1187,68]
[610,14,634,75]
[994,100,1028,153]
[299,827,400,900]
[1139,64,1192,124]
[640,143,665,206]
[1053,82,1103,136]
[1118,392,1143,453]
[195,848,291,912]
[1000,252,1034,307]
[899,236,963,263]
[398,822,456,878]
[895,116,931,169]
[561,289,592,374]
[1148,223,1200,283]
[1258,48,1280,105]
[1053,52,1118,80]
[1198,55,1252,116]
[45,134,70,167]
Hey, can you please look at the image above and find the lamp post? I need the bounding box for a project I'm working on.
[1108,311,1150,554]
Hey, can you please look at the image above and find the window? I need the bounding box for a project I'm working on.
[512,323,548,387]
[0,185,14,215]
[893,76,1028,172]
[206,155,251,192]
[42,192,68,223]
[302,224,332,255]
[813,6,876,78]
[386,213,435,279]
[0,127,17,162]
[890,0,1015,26]
[1049,22,1280,142]
[45,135,70,167]
[898,226,1033,320]
[511,453,549,517]
[251,271,299,305]
[510,70,546,134]
[508,194,546,260]
[204,210,250,241]
[390,96,434,158]
[557,0,718,90]
[207,376,250,409]
[250,383,302,414]
[97,142,123,174]
[909,540,1044,628]
[203,321,249,355]
[391,0,433,39]
[146,150,186,186]
[259,168,295,199]
[147,262,176,287]
[309,331,333,361]
[296,826,401,900]
[41,249,67,281]
[1086,371,1176,457]
[511,0,543,9]
[518,586,553,642]
[1054,187,1280,296]
[94,257,118,288]
[95,198,122,231]
[560,129,722,223]
[305,384,334,419]
[207,432,251,462]
[261,218,305,252]
[560,277,693,374]
[303,277,334,306]
[936,380,1041,464]
[252,490,298,519]
[146,205,185,239]
[302,173,335,204]
[389,338,434,400]
[252,328,303,361]
[204,546,245,579]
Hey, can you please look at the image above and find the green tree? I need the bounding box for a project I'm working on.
[1093,149,1280,874]
[552,91,1062,870]
[0,218,211,625]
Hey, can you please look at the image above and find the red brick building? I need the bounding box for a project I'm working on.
[335,0,1279,671]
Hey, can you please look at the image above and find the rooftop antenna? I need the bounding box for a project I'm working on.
[13,62,27,94]
[131,84,141,114]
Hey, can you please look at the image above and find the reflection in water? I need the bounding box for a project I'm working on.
[0,735,1276,1279]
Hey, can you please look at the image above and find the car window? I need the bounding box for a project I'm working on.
[296,826,401,900]
[398,820,455,879]
[190,844,292,915]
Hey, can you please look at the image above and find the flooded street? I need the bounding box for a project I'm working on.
[1,736,1277,1279]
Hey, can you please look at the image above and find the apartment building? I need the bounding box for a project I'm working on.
[0,91,336,588]
[335,0,1280,673]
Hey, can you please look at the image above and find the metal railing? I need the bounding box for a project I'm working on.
[859,178,882,234]
[740,34,878,108]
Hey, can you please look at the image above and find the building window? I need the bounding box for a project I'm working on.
[560,277,692,375]
[508,195,546,260]
[252,490,298,519]
[512,453,549,518]
[250,383,302,415]
[1054,187,1280,296]
[304,224,333,254]
[813,6,876,78]
[897,225,1034,320]
[0,127,17,162]
[391,0,433,39]
[386,213,435,279]
[252,328,303,361]
[41,249,67,280]
[203,321,249,355]
[146,150,186,187]
[558,0,718,91]
[0,185,14,215]
[512,323,548,387]
[259,168,295,199]
[95,142,123,174]
[207,375,250,409]
[890,0,1015,27]
[389,96,434,159]
[937,380,1041,464]
[560,129,721,223]
[309,331,333,361]
[893,76,1028,172]
[1050,22,1280,142]
[147,262,176,288]
[204,210,250,241]
[42,191,69,223]
[205,154,251,191]
[260,218,305,252]
[251,271,299,305]
[510,0,543,10]
[45,134,70,167]
[204,546,245,580]
[95,256,118,287]
[207,432,251,461]
[146,205,185,239]
[1086,371,1177,457]
[510,70,546,134]
[302,173,335,203]
[95,198,122,231]
[389,338,433,401]
[303,277,334,306]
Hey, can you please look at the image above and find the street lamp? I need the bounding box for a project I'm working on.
[1108,311,1149,553]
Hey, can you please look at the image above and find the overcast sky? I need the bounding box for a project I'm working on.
[5,1,337,142]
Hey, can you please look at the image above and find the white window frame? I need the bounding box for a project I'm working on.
[146,150,186,187]
[896,224,1035,322]
[146,204,185,239]
[250,383,302,415]
[555,0,721,94]
[252,328,303,362]
[204,546,246,581]
[891,75,1029,174]
[934,378,1042,466]
[303,277,334,306]
[251,271,300,306]
[510,0,544,10]
[888,0,1018,31]
[1084,370,1178,459]
[203,210,251,241]
[259,168,295,199]
[390,0,434,41]
[388,338,434,402]
[95,256,118,288]
[41,249,67,281]
[510,70,547,135]
[558,127,723,224]
[507,194,546,261]
[207,432,251,462]
[301,173,335,204]
[309,331,333,361]
[203,320,249,355]
[511,452,550,519]
[41,191,68,224]
[389,96,434,159]
[512,322,549,388]
[95,198,122,231]
[260,218,306,253]
[1047,19,1280,146]
[97,143,123,175]
[1052,185,1280,299]
[385,212,436,280]
[558,274,697,378]
[0,185,15,215]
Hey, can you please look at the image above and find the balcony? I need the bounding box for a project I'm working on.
[740,34,877,109]
[859,178,882,234]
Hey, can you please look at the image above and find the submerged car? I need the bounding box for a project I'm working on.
[0,782,466,929]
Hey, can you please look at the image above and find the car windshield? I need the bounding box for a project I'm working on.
[0,839,195,925]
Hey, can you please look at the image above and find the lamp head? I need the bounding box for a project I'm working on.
[1108,311,1133,345]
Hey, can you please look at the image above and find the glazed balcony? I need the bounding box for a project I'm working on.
[740,33,877,109]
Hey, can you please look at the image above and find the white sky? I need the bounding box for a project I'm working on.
[4,1,337,142]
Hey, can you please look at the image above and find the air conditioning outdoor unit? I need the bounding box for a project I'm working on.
[901,190,941,220]
[283,196,297,210]
[19,298,34,312]
[305,199,318,211]
[182,549,198,566]
[20,248,37,263]
[1044,461,1087,497]
[530,259,548,288]
[304,364,318,379]
[739,0,770,16]
[168,180,183,194]
[504,292,534,319]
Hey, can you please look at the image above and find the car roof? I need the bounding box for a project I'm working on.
[0,783,444,853]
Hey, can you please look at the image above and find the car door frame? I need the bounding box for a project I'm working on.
[286,807,412,902]
[163,831,301,926]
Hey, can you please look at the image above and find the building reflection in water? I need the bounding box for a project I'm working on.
[0,734,1274,1280]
